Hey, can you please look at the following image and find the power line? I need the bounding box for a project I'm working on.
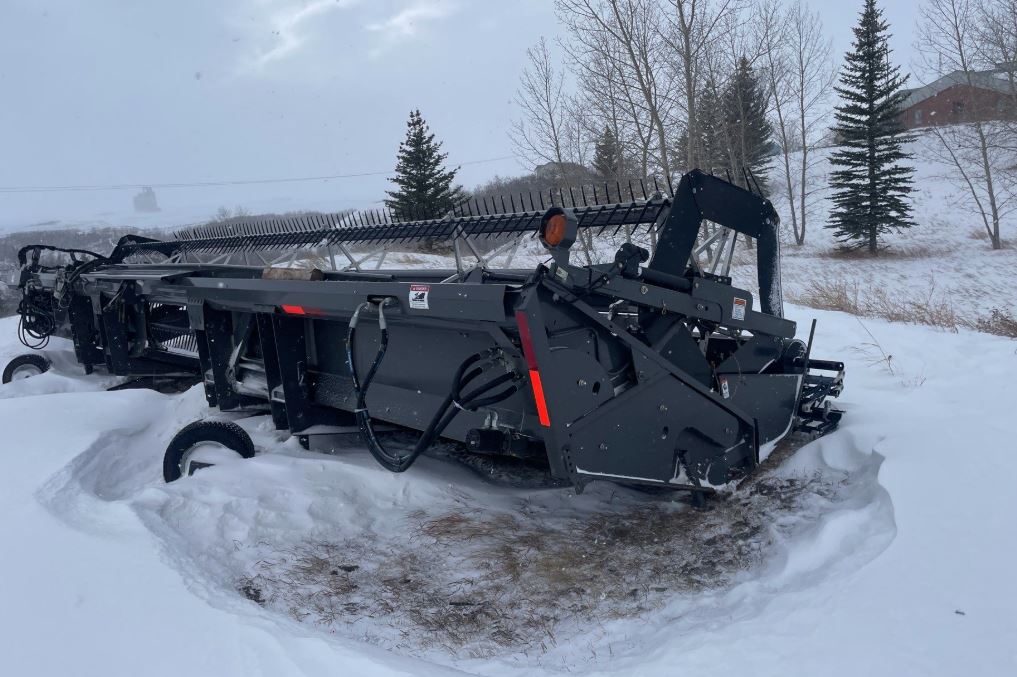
[0,155,516,194]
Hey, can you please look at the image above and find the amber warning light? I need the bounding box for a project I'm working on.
[538,207,577,252]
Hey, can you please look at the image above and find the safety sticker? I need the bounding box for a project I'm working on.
[720,377,731,399]
[409,284,430,310]
[732,297,747,321]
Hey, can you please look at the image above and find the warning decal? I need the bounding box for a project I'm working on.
[720,377,731,399]
[409,284,430,310]
[732,297,747,321]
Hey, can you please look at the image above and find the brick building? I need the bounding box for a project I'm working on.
[899,70,1016,129]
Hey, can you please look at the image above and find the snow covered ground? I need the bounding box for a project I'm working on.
[1,302,1015,675]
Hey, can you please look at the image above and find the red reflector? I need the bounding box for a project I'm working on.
[281,304,306,315]
[515,310,538,370]
[529,369,551,427]
[516,311,551,427]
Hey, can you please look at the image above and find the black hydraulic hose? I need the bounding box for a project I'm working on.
[346,301,520,473]
[17,291,57,349]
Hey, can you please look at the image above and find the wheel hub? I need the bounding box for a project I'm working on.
[178,441,244,477]
[10,364,43,381]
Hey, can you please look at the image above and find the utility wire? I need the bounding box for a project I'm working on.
[0,155,515,194]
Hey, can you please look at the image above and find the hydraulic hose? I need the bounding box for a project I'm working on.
[17,290,57,349]
[346,300,520,473]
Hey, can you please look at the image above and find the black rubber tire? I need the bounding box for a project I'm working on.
[2,353,51,384]
[163,420,256,483]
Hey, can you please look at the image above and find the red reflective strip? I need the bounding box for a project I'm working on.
[516,311,551,427]
[515,310,538,370]
[529,369,551,427]
[281,304,306,315]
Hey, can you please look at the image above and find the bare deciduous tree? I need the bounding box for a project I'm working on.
[763,0,835,245]
[973,0,1017,154]
[510,37,587,180]
[557,0,676,175]
[661,0,744,171]
[918,0,1012,249]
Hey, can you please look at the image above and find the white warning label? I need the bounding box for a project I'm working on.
[732,297,747,321]
[720,377,731,399]
[409,284,430,310]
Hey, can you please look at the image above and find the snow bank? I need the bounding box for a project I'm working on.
[1,305,1015,675]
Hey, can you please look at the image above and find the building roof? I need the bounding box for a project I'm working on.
[901,69,1014,109]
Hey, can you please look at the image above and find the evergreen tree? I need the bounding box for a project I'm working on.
[826,0,915,254]
[696,80,728,176]
[385,110,467,220]
[721,57,774,189]
[592,126,623,181]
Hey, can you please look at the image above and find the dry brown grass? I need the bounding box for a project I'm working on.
[786,276,1017,338]
[975,307,1017,338]
[234,470,843,658]
[824,244,938,260]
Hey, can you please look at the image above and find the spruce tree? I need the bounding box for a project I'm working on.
[385,110,467,220]
[722,57,774,189]
[592,126,623,181]
[826,0,915,254]
[694,81,727,176]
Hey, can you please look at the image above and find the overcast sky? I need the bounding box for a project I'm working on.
[0,0,919,227]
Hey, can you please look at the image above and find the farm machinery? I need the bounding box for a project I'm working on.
[5,170,844,496]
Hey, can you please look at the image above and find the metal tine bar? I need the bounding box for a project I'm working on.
[266,219,283,249]
[612,201,640,236]
[277,219,294,249]
[217,227,233,255]
[592,184,599,205]
[287,218,304,247]
[401,216,424,243]
[401,218,423,243]
[416,217,438,241]
[260,220,277,249]
[578,185,586,208]
[208,226,222,254]
[594,204,612,236]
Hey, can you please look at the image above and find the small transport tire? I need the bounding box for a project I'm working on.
[2,353,51,384]
[163,420,255,483]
